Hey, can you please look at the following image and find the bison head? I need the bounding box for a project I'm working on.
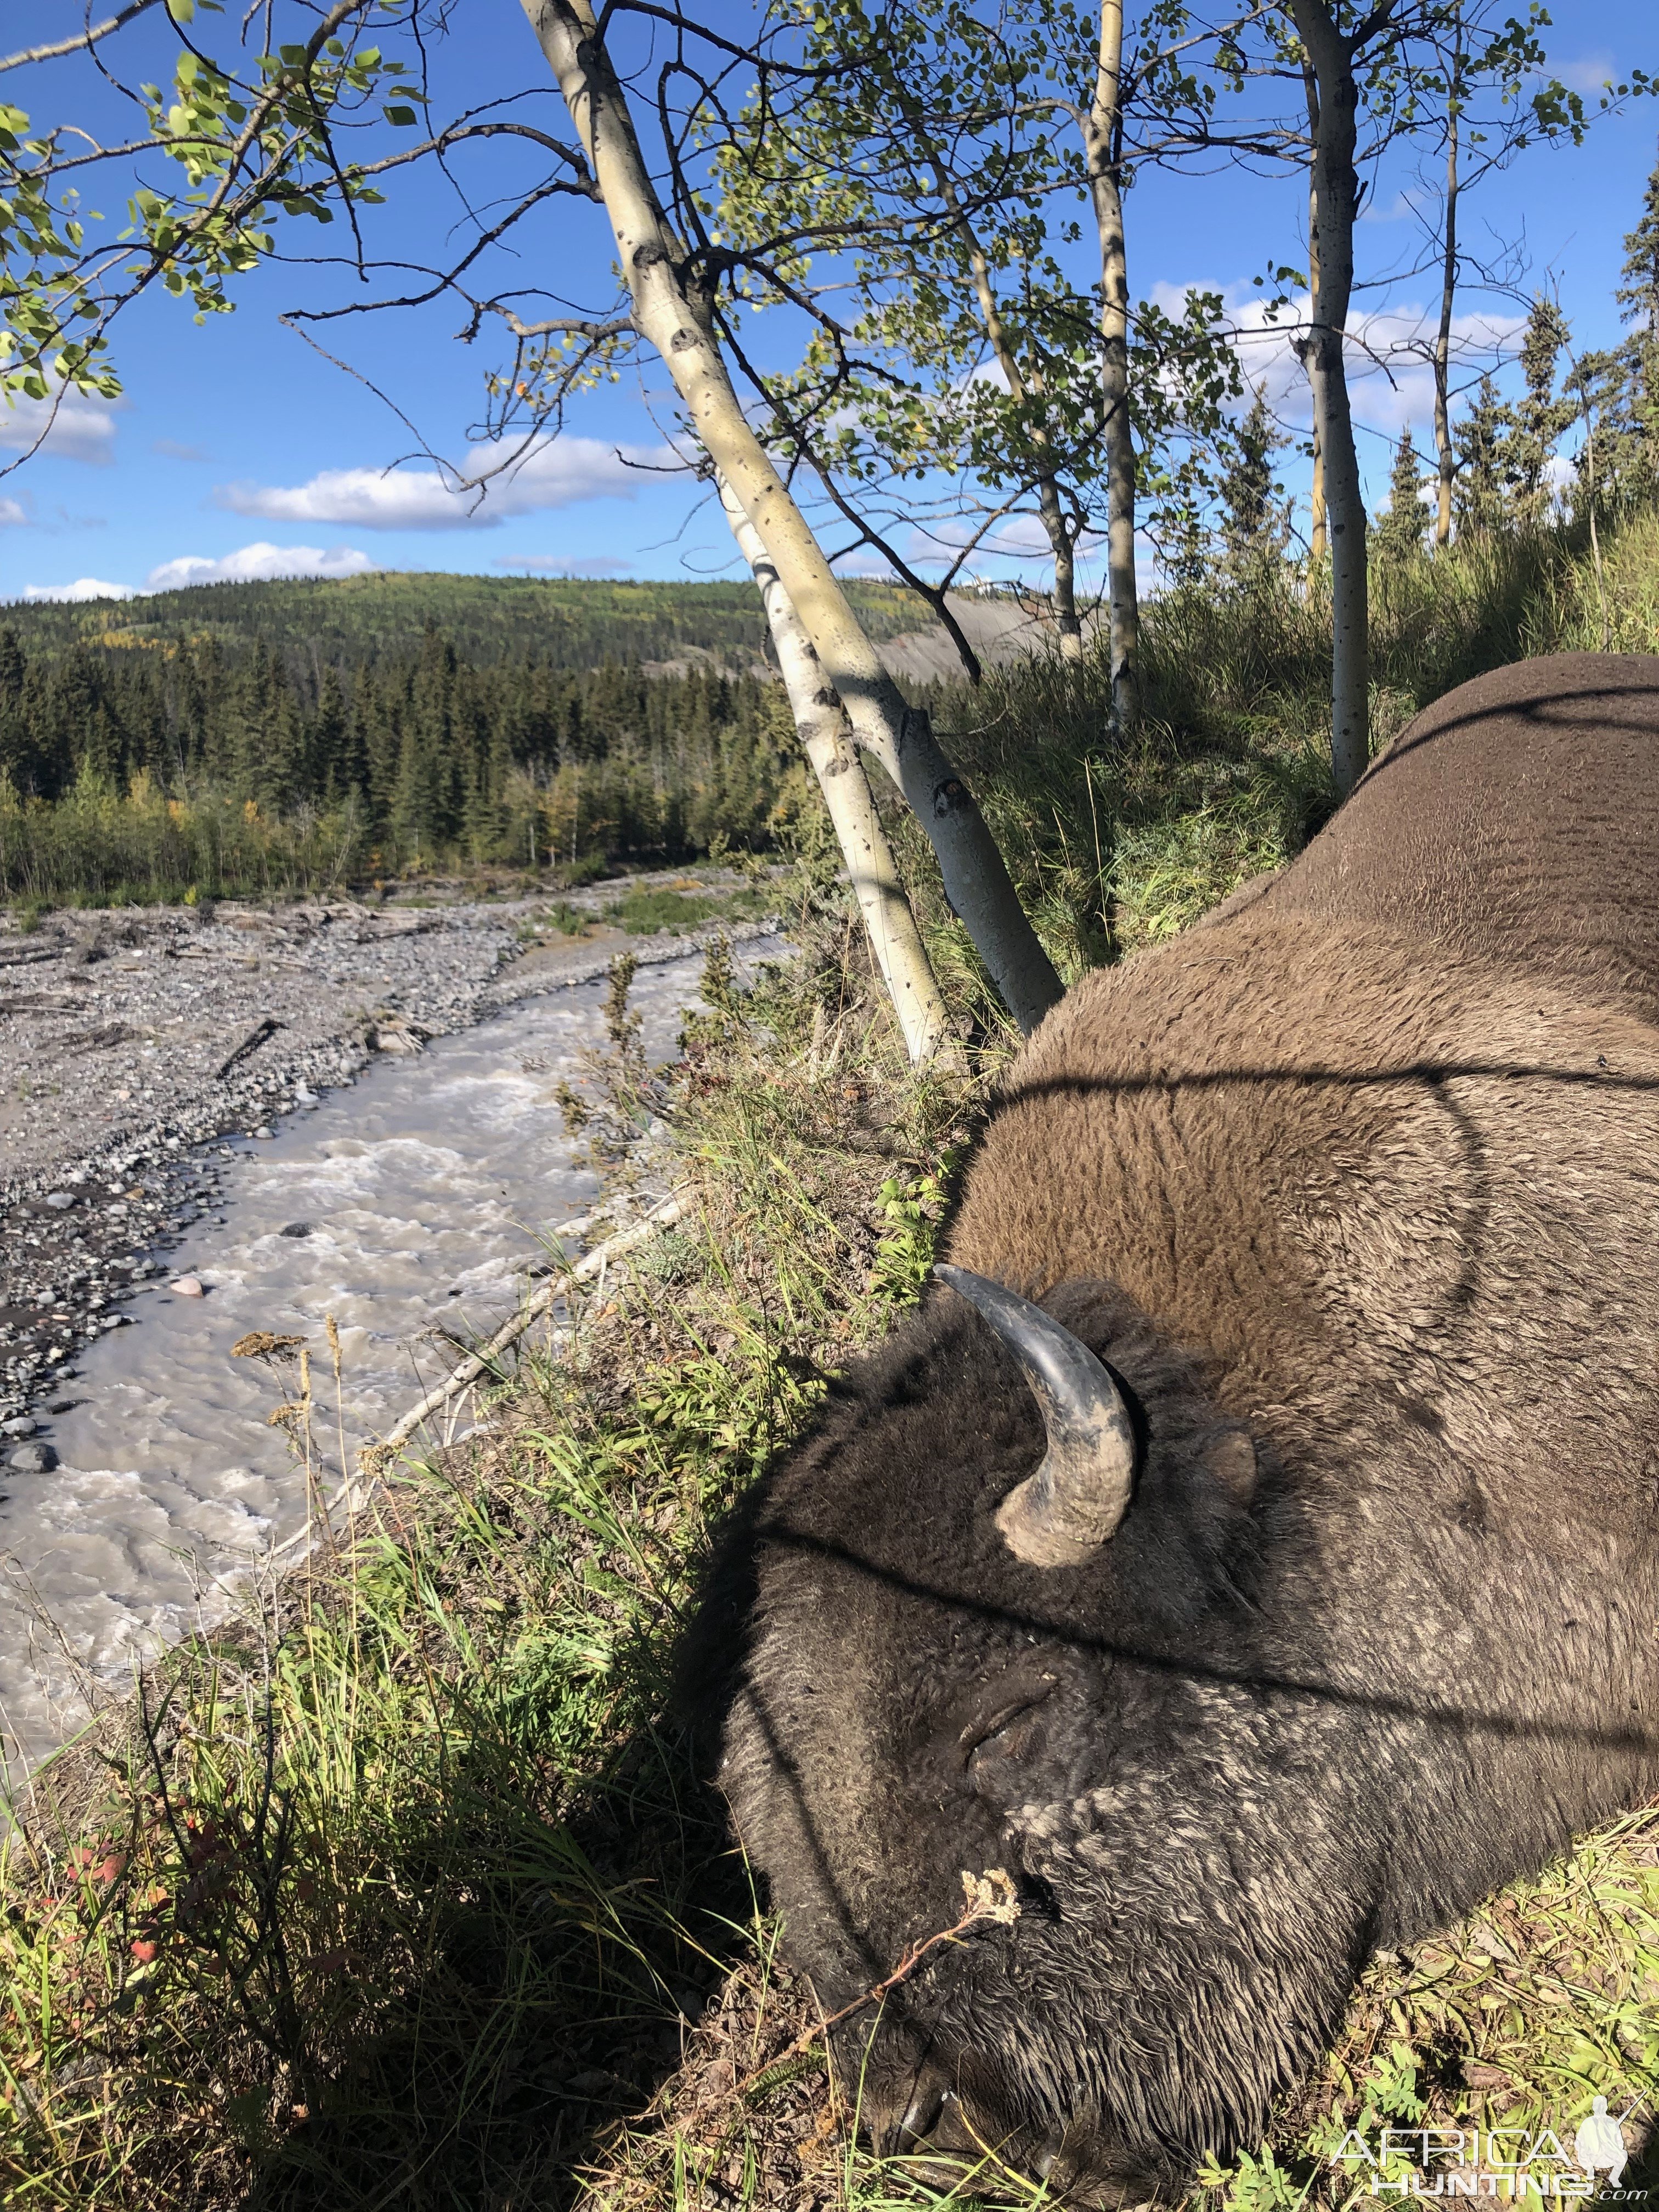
[698,1274,1380,2202]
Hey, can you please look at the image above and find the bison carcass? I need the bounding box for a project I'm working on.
[695,653,1659,2202]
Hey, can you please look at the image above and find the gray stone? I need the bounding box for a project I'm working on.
[1,1418,37,1438]
[43,1192,77,1211]
[8,1442,58,1472]
[279,1222,313,1239]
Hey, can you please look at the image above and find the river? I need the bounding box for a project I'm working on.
[0,938,781,1780]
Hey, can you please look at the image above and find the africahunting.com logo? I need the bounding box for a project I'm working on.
[1330,2096,1650,2199]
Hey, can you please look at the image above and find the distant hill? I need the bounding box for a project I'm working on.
[0,571,940,675]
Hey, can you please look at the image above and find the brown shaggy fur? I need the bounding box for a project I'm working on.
[699,653,1659,2203]
[1214,650,1659,1009]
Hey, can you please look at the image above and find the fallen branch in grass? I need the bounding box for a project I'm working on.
[374,1188,687,1458]
[268,1189,690,1565]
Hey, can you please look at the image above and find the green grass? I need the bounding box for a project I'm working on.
[603,886,777,936]
[902,504,1659,1017]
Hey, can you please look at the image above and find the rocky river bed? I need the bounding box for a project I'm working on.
[0,879,789,1771]
[0,873,778,1449]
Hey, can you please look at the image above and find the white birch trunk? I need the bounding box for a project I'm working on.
[1084,0,1141,727]
[518,0,1064,1033]
[715,476,957,1069]
[1306,162,1328,565]
[1433,60,1459,551]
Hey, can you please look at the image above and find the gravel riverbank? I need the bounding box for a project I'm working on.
[0,876,778,1446]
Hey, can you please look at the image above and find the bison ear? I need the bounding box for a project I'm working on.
[935,1266,1136,1567]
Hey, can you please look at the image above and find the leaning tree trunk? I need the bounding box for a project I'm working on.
[1291,2,1369,798]
[1432,42,1460,552]
[1083,0,1141,727]
[519,0,1063,1034]
[715,475,958,1068]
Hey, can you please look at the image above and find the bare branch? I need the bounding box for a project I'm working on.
[0,0,165,77]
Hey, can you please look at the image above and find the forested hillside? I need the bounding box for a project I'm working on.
[0,573,950,899]
[0,624,819,896]
[0,572,931,673]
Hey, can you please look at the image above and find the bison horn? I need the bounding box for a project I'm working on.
[935,1266,1137,1566]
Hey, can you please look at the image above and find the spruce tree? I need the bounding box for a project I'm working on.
[1375,426,1426,561]
[1501,297,1575,525]
[1218,387,1288,588]
[1453,374,1509,535]
[1616,139,1659,493]
[0,631,23,720]
[0,631,31,797]
[1617,139,1659,342]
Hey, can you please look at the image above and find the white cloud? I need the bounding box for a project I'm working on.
[1553,52,1619,95]
[899,514,1104,573]
[1151,281,1524,443]
[144,541,377,590]
[20,577,136,603]
[830,549,898,579]
[0,500,26,528]
[0,392,121,465]
[10,541,377,605]
[216,437,663,531]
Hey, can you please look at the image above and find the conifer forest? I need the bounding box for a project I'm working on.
[0,577,932,900]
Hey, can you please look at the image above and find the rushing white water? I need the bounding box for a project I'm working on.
[0,940,781,1776]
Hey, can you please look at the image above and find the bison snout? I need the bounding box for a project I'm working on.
[849,2025,1164,2207]
[847,2023,979,2159]
[851,2028,1034,2169]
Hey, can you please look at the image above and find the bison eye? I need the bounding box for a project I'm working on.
[961,1676,1057,1798]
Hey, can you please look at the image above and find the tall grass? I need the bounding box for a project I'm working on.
[912,505,1659,1012]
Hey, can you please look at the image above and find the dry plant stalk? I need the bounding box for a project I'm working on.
[738,1867,1020,2094]
[233,1330,340,1564]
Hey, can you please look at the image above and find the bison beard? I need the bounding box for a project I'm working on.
[690,653,1659,2202]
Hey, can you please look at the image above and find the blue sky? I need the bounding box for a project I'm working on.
[2,0,1656,605]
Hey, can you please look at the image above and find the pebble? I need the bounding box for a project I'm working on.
[251,1127,275,1141]
[170,1277,205,1299]
[279,1222,313,1239]
[8,1442,58,1472]
[1,1418,36,1438]
[43,1192,77,1211]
